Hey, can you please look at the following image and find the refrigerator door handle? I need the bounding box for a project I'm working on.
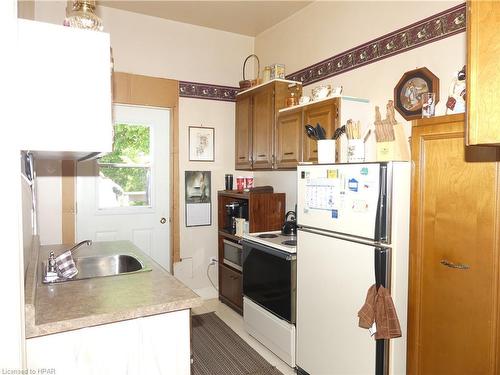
[374,248,389,290]
[374,247,390,375]
[374,164,390,243]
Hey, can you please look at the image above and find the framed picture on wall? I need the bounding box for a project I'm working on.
[189,126,215,161]
[185,171,211,227]
[394,67,440,120]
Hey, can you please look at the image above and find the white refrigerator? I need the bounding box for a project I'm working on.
[296,162,410,375]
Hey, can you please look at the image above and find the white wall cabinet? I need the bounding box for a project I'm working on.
[18,19,112,159]
[26,309,191,375]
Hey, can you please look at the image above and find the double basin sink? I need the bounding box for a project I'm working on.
[42,253,151,284]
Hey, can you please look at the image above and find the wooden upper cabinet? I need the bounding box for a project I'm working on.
[234,80,302,170]
[276,109,302,169]
[408,114,500,375]
[303,99,339,163]
[235,95,252,169]
[252,86,274,169]
[466,1,500,145]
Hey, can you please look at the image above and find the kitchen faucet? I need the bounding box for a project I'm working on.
[67,239,93,255]
[44,240,92,283]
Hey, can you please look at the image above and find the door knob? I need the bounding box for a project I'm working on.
[160,217,167,224]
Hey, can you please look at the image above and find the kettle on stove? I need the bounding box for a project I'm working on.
[282,210,297,236]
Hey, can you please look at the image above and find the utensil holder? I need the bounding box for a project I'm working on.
[317,140,336,164]
[347,139,365,163]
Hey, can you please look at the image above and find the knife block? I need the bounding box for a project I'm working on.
[376,124,410,161]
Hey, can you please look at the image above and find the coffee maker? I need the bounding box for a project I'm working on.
[224,201,248,234]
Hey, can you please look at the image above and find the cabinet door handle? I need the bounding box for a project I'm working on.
[440,259,470,270]
[284,152,294,155]
[258,154,266,158]
[313,149,318,153]
[238,156,246,160]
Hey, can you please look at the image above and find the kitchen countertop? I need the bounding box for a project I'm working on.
[24,239,202,338]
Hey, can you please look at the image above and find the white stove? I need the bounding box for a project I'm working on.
[242,229,297,367]
[242,231,297,253]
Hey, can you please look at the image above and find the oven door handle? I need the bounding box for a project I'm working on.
[242,240,295,261]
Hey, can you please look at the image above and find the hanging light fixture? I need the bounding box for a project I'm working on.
[64,0,103,31]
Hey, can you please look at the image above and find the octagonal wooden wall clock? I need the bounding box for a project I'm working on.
[394,67,439,120]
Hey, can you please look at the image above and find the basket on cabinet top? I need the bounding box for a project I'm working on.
[239,54,261,90]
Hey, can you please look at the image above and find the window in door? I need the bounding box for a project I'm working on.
[97,123,152,209]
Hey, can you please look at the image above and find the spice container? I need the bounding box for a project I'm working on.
[270,64,285,80]
[263,66,271,83]
[285,92,298,107]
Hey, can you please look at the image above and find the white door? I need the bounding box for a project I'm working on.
[76,104,170,271]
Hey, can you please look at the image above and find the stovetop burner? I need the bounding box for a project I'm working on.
[257,233,279,238]
[243,231,297,253]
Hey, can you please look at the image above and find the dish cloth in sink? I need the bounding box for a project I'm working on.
[55,251,78,279]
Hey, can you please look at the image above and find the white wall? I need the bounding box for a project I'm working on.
[32,1,253,291]
[176,98,236,289]
[3,0,25,368]
[254,1,466,207]
[35,160,62,245]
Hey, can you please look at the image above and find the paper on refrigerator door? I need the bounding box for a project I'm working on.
[303,164,379,230]
[305,176,342,210]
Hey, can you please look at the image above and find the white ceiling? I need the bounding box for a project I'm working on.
[99,1,312,37]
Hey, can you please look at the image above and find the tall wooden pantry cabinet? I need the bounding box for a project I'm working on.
[408,114,500,374]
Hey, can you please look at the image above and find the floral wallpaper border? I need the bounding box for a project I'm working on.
[179,3,466,102]
[179,81,240,102]
[286,3,466,86]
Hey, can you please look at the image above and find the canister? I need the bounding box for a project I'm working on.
[224,174,233,190]
[236,176,245,191]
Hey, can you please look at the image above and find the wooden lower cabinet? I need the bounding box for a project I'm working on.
[408,114,500,375]
[219,264,243,314]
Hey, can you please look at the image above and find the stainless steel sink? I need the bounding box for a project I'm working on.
[42,254,151,284]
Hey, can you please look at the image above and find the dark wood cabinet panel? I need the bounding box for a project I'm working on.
[235,94,252,169]
[235,80,302,170]
[276,109,302,169]
[219,264,243,314]
[408,114,500,375]
[252,87,274,169]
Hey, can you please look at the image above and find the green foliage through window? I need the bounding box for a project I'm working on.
[100,124,150,164]
[97,124,151,208]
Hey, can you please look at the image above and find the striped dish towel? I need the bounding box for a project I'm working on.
[55,250,78,279]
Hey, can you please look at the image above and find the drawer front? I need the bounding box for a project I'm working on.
[219,264,242,308]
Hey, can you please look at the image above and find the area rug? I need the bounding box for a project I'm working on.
[192,312,284,375]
